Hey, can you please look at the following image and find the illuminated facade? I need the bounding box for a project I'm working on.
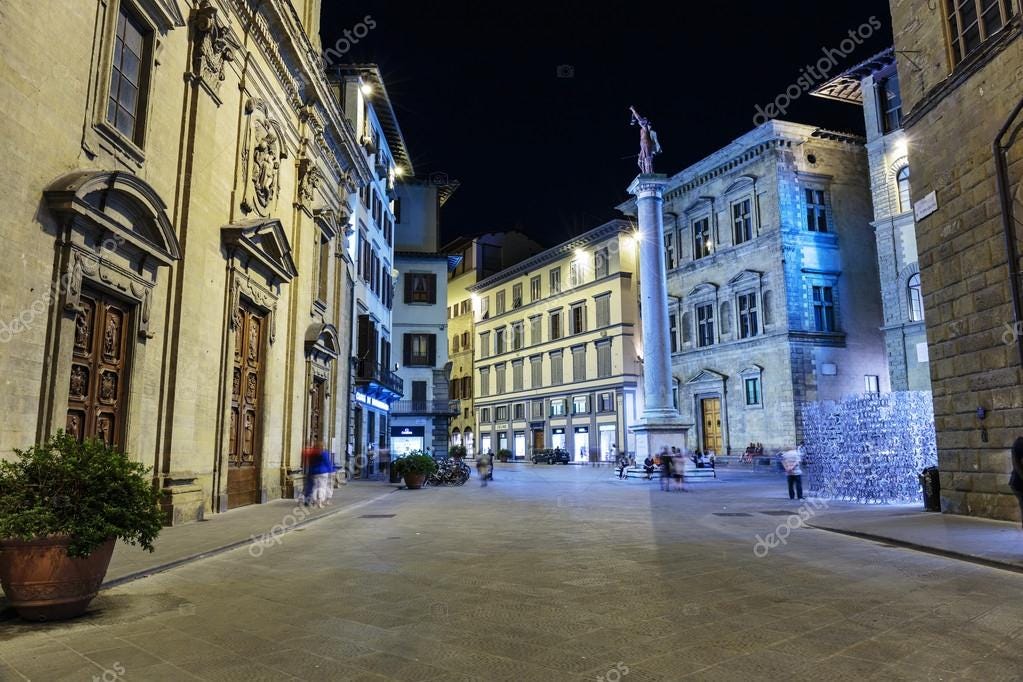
[469,221,644,461]
[812,48,931,392]
[633,120,888,455]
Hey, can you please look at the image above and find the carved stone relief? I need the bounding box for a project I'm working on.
[240,99,288,217]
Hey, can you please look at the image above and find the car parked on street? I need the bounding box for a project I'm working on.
[531,448,571,465]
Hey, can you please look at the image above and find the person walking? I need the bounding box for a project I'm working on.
[780,446,804,500]
[1010,437,1023,529]
[477,451,492,487]
[309,446,334,508]
[659,447,673,492]
[643,455,655,480]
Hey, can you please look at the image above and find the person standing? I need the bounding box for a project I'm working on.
[1009,437,1023,529]
[660,447,672,492]
[477,451,491,487]
[780,446,804,500]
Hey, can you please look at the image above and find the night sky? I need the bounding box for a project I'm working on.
[321,1,894,248]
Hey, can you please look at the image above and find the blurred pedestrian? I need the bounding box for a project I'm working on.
[780,446,804,500]
[1010,437,1023,529]
[643,455,655,480]
[660,447,672,492]
[477,451,492,487]
[310,446,334,507]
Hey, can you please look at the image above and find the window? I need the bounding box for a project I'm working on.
[812,285,836,332]
[316,238,330,303]
[897,167,912,213]
[945,0,1016,66]
[805,189,829,232]
[693,217,713,259]
[745,377,761,406]
[878,73,903,133]
[550,351,564,385]
[452,336,460,353]
[461,376,471,398]
[479,332,490,359]
[450,378,459,399]
[738,293,759,339]
[530,275,542,301]
[405,272,436,304]
[107,5,151,144]
[512,283,523,309]
[496,290,506,315]
[865,375,880,394]
[462,331,470,348]
[573,396,589,414]
[479,368,490,397]
[480,296,490,319]
[569,260,581,287]
[480,407,491,423]
[512,322,524,350]
[595,248,610,278]
[732,198,753,245]
[595,295,611,328]
[665,233,676,270]
[494,328,505,355]
[530,316,542,345]
[550,399,566,417]
[392,196,402,223]
[530,356,542,388]
[495,364,506,393]
[697,304,715,347]
[513,403,525,420]
[550,268,561,294]
[460,299,471,315]
[571,304,587,335]
[908,274,924,322]
[403,334,435,366]
[512,361,523,391]
[572,347,586,382]
[669,313,678,353]
[550,310,563,340]
[597,342,612,378]
[496,405,509,421]
[532,400,544,419]
[598,392,614,412]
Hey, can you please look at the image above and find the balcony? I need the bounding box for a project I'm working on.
[391,400,460,417]
[354,360,404,402]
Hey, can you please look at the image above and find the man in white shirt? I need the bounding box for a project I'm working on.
[780,446,804,500]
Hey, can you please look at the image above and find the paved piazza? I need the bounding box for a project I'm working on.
[2,465,1022,681]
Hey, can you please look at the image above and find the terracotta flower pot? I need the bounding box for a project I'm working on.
[0,536,115,621]
[402,472,427,489]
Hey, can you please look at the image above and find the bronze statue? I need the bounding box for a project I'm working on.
[630,106,662,174]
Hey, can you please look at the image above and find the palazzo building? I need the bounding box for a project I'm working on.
[812,48,932,392]
[625,120,888,455]
[444,232,543,456]
[0,0,372,522]
[889,0,1023,520]
[469,221,643,462]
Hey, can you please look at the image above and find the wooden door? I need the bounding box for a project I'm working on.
[228,304,265,508]
[532,429,545,450]
[701,397,723,454]
[66,288,132,448]
[307,377,325,446]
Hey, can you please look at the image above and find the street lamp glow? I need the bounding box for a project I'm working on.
[394,166,405,177]
[575,248,586,261]
[360,83,373,96]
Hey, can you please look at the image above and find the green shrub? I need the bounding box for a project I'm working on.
[0,431,164,558]
[497,449,513,461]
[449,444,467,459]
[393,451,438,477]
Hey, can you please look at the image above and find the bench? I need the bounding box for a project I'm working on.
[618,465,716,481]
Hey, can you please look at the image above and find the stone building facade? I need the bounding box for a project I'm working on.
[629,120,888,455]
[889,0,1023,520]
[0,0,370,522]
[813,48,932,392]
[444,232,543,456]
[469,221,644,461]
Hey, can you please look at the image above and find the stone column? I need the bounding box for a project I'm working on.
[627,174,691,459]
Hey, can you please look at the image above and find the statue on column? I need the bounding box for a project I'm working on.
[630,106,662,175]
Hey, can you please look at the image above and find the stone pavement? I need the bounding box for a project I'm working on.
[2,465,1023,681]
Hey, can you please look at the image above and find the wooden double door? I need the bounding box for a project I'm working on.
[66,288,132,448]
[701,397,723,454]
[228,303,266,508]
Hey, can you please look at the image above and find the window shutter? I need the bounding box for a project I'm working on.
[426,273,437,304]
[427,334,436,365]
[404,274,413,303]
[403,334,412,366]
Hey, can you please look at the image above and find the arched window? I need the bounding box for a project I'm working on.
[463,428,474,455]
[908,273,924,322]
[451,428,461,446]
[897,166,912,213]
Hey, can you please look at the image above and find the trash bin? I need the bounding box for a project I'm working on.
[919,466,940,512]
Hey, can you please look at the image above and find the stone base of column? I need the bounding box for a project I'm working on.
[630,419,692,461]
[158,473,205,526]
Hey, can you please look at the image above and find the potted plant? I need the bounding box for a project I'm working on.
[498,448,513,463]
[0,431,164,621]
[448,444,467,461]
[392,451,438,490]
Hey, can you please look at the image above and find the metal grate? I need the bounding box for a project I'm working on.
[712,512,753,517]
[359,514,396,518]
[758,511,797,516]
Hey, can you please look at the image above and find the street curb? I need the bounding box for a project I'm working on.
[100,488,399,590]
[808,523,1023,575]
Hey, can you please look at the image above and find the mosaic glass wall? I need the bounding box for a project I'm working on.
[801,391,937,504]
